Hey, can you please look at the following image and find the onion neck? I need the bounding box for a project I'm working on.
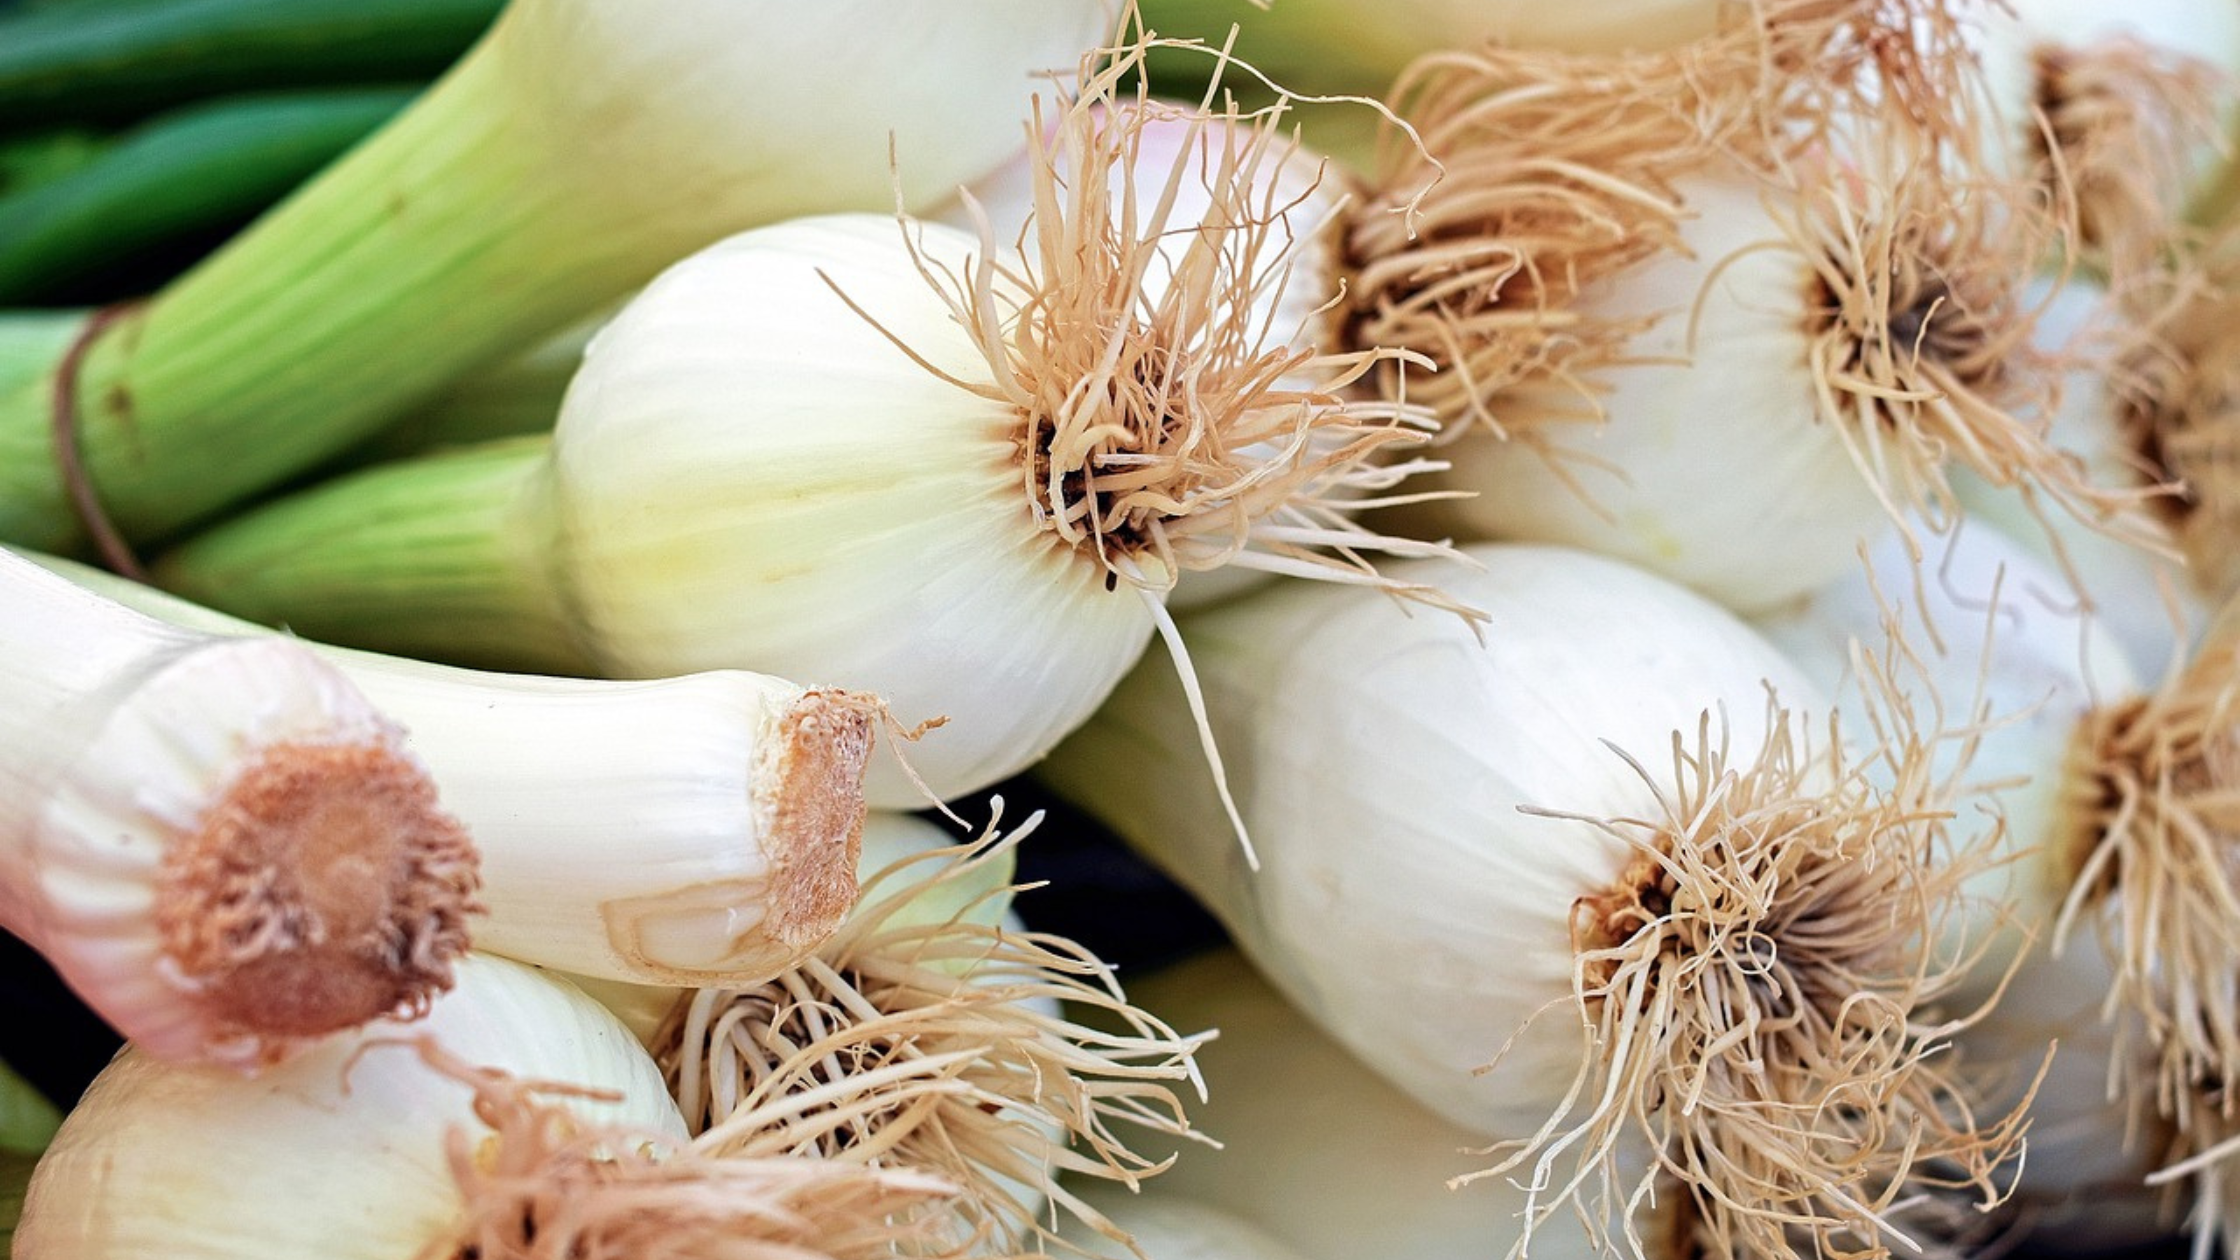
[152,436,586,673]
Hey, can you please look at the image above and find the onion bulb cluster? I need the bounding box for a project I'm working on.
[11,3,2240,1260]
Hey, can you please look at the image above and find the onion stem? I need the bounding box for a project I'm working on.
[156,436,577,671]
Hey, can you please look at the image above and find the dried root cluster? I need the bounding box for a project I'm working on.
[1473,672,2023,1260]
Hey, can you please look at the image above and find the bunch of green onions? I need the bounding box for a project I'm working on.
[13,1,2240,1259]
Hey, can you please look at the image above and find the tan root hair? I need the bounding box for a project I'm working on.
[2149,1095,2240,1260]
[650,804,1208,1255]
[1463,667,2028,1260]
[2024,36,2229,281]
[2063,596,2240,1253]
[2112,233,2240,607]
[158,737,482,1060]
[868,27,1470,616]
[1777,114,2161,566]
[408,1039,964,1260]
[1339,0,1980,441]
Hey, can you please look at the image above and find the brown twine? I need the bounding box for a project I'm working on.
[50,301,147,580]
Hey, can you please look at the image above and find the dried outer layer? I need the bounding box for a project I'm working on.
[0,561,478,1070]
[1473,689,2028,1260]
[1340,0,1984,438]
[651,806,1208,1255]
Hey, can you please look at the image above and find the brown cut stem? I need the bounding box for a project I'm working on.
[155,739,480,1060]
[754,690,878,955]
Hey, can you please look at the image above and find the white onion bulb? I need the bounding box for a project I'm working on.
[1042,542,2020,1258]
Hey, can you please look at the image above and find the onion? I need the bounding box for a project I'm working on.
[0,547,477,1070]
[14,956,964,1259]
[1040,542,2024,1260]
[154,56,1470,809]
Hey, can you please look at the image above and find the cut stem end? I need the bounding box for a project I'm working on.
[757,690,877,953]
[158,739,480,1051]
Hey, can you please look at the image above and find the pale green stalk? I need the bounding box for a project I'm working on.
[345,307,597,462]
[156,436,581,672]
[1139,0,1726,97]
[0,52,578,552]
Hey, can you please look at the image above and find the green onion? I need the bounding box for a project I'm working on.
[29,546,881,990]
[0,0,499,130]
[0,129,108,196]
[0,87,412,304]
[15,955,969,1259]
[0,0,1108,554]
[0,547,480,1070]
[150,64,1464,812]
[1041,542,2027,1260]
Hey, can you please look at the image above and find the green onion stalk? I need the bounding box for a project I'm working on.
[1136,0,1733,98]
[0,0,1109,561]
[0,87,414,305]
[0,0,503,130]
